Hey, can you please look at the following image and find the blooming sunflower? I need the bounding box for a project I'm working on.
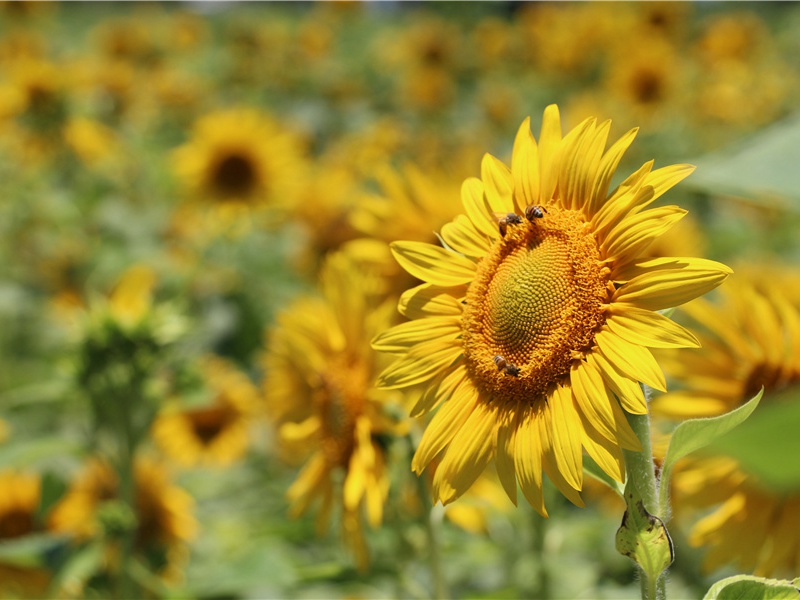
[172,107,307,209]
[152,355,261,468]
[652,267,800,576]
[374,105,731,515]
[263,250,406,570]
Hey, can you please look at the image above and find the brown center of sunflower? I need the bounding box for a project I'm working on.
[212,152,258,197]
[632,69,664,104]
[462,207,609,404]
[318,360,367,467]
[187,405,234,445]
[0,508,34,539]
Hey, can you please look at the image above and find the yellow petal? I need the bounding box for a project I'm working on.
[513,405,547,517]
[548,384,584,492]
[612,259,733,311]
[398,283,464,319]
[377,340,462,389]
[580,414,625,483]
[570,359,642,449]
[557,116,595,211]
[481,153,515,213]
[462,177,498,239]
[602,206,687,263]
[412,378,478,473]
[594,328,667,392]
[642,163,696,203]
[495,408,519,505]
[372,316,462,353]
[391,241,476,287]
[588,351,648,415]
[511,117,539,212]
[590,126,638,215]
[441,214,492,258]
[537,104,562,205]
[410,365,468,418]
[606,304,700,349]
[538,397,584,508]
[433,401,497,505]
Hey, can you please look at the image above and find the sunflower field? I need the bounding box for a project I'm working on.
[2,2,800,599]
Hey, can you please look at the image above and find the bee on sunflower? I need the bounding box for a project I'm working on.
[374,105,731,515]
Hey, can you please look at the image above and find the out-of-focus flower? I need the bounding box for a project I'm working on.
[0,471,51,599]
[263,251,406,571]
[62,116,119,167]
[172,107,308,210]
[655,268,800,576]
[49,458,197,581]
[152,355,261,468]
[374,105,731,515]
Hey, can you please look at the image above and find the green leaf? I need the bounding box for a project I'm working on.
[705,393,800,493]
[704,574,800,600]
[687,113,800,206]
[658,389,762,516]
[0,533,67,567]
[616,480,674,589]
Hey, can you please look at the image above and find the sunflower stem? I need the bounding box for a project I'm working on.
[623,409,668,600]
[414,473,449,600]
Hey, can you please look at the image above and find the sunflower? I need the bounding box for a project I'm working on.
[152,355,261,468]
[263,250,406,570]
[172,107,307,209]
[652,267,800,576]
[49,457,197,581]
[374,105,731,515]
[0,470,51,599]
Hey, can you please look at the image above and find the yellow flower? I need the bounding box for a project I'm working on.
[374,105,731,515]
[152,355,261,468]
[263,251,406,571]
[107,264,157,328]
[49,457,197,579]
[0,470,51,599]
[62,116,118,167]
[653,268,800,576]
[172,107,307,209]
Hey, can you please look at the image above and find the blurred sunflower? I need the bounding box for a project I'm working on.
[152,355,261,468]
[653,268,800,576]
[263,251,406,571]
[172,107,307,210]
[374,105,731,515]
[49,457,197,582]
[0,471,51,599]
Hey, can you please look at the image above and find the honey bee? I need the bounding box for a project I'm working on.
[525,205,547,222]
[493,354,521,377]
[497,212,523,237]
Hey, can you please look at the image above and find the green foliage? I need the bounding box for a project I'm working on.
[704,575,800,600]
[658,390,763,517]
[706,393,800,493]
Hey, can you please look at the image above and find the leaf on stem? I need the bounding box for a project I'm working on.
[615,480,674,587]
[703,574,800,600]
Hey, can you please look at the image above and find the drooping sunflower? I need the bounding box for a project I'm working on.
[374,105,731,515]
[172,107,307,209]
[49,457,197,582]
[152,355,261,468]
[652,267,800,576]
[263,250,406,570]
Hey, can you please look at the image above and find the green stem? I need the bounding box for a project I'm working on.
[623,411,667,600]
[116,390,138,600]
[414,474,448,600]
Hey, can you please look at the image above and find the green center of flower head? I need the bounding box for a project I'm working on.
[462,207,610,403]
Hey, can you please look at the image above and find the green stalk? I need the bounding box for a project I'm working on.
[623,410,667,600]
[414,473,449,600]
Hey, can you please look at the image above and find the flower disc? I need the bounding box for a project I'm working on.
[464,207,608,403]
